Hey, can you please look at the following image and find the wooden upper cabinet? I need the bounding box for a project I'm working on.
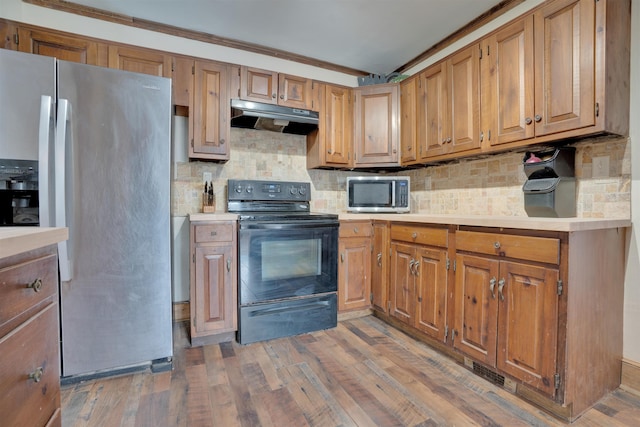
[307,82,352,168]
[353,83,399,167]
[239,66,313,109]
[172,56,194,108]
[418,44,481,160]
[0,20,17,50]
[533,0,595,137]
[190,60,231,161]
[16,27,103,65]
[400,75,418,164]
[108,45,171,77]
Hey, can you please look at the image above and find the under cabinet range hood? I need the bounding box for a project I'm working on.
[230,99,319,135]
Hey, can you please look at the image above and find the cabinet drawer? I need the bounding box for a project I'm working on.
[455,230,560,265]
[339,221,372,238]
[194,223,234,243]
[0,254,58,326]
[390,224,448,247]
[0,303,60,427]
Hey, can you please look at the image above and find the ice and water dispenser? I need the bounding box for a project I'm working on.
[522,147,576,217]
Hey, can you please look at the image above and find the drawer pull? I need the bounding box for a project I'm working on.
[493,241,501,249]
[489,277,497,299]
[412,232,417,240]
[28,367,44,383]
[27,278,43,293]
[353,227,359,234]
[210,231,217,237]
[498,278,506,301]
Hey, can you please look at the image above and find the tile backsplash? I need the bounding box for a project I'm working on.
[172,128,630,219]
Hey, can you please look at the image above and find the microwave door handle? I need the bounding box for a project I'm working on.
[55,98,73,282]
[391,182,396,207]
[37,95,54,227]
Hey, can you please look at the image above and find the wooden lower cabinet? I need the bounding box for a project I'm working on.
[0,245,61,427]
[370,221,389,314]
[338,221,372,313]
[388,224,449,342]
[190,220,237,346]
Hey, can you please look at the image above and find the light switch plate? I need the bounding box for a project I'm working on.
[592,156,609,178]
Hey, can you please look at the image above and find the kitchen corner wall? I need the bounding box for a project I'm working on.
[172,130,630,219]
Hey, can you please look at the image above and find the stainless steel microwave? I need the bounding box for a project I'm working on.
[346,176,410,213]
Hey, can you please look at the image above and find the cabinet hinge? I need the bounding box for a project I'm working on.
[453,259,457,272]
[191,139,194,148]
[191,65,195,75]
[387,301,391,311]
[192,253,195,263]
[371,244,374,253]
[557,279,563,296]
[444,325,449,341]
[446,258,450,270]
[595,102,600,117]
[479,47,483,59]
[370,292,374,303]
[554,373,561,389]
[13,33,19,45]
[486,45,490,56]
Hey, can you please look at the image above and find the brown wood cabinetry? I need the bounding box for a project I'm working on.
[389,224,449,342]
[307,83,353,168]
[108,45,171,77]
[353,83,400,167]
[417,44,481,161]
[172,56,194,108]
[190,221,237,346]
[189,60,232,161]
[338,221,372,313]
[399,75,418,164]
[482,0,630,150]
[12,26,105,65]
[0,245,61,427]
[239,66,313,109]
[454,231,560,397]
[370,221,389,314]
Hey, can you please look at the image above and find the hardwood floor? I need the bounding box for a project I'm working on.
[61,316,640,426]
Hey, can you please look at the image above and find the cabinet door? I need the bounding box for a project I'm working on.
[449,44,481,154]
[108,45,171,77]
[486,15,535,146]
[400,76,418,164]
[324,84,353,166]
[534,0,595,136]
[418,61,449,158]
[240,66,278,104]
[454,254,499,366]
[193,245,235,334]
[172,56,194,108]
[190,60,230,160]
[497,261,559,397]
[414,247,448,342]
[389,243,414,325]
[338,236,371,312]
[278,73,313,109]
[17,27,100,64]
[1,21,17,50]
[354,84,399,166]
[370,222,389,314]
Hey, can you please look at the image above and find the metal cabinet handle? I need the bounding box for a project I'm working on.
[498,278,506,301]
[27,278,43,293]
[29,367,44,383]
[534,114,542,123]
[412,232,417,239]
[409,259,415,275]
[525,117,532,125]
[489,277,496,299]
[494,241,501,249]
[447,137,452,143]
[279,94,284,99]
[341,253,344,263]
[226,259,231,272]
[220,139,225,145]
[210,231,217,237]
[413,260,419,276]
[353,227,359,234]
[272,93,277,99]
[377,253,382,267]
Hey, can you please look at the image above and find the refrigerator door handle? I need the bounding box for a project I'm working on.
[37,95,53,227]
[56,98,72,282]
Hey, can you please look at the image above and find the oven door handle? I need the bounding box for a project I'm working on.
[248,300,332,317]
[240,221,338,230]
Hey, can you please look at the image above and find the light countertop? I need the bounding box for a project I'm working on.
[189,212,630,232]
[0,227,69,259]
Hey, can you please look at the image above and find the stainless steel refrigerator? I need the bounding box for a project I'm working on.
[0,49,173,379]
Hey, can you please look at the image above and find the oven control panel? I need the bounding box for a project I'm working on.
[228,179,310,202]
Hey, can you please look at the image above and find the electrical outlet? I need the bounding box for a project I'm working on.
[203,172,212,182]
[592,156,609,178]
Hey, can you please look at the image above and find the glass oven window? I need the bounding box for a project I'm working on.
[261,238,321,281]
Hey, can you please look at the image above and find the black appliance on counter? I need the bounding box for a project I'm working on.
[522,147,576,217]
[228,179,339,344]
[0,159,39,226]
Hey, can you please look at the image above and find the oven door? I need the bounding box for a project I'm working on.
[238,219,338,305]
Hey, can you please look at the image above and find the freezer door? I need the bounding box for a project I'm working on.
[57,61,173,377]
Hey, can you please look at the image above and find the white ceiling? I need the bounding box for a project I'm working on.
[66,0,504,75]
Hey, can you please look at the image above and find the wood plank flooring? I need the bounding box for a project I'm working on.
[61,316,640,426]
